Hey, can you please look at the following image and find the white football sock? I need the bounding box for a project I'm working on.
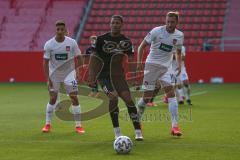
[168,97,178,128]
[178,88,184,100]
[176,88,184,101]
[72,105,81,127]
[114,127,121,138]
[137,98,147,120]
[46,102,56,125]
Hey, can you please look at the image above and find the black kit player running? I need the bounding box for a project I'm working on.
[88,15,143,140]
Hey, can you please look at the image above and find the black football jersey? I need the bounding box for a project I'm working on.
[95,32,134,78]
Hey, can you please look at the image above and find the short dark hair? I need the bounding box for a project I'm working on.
[111,15,124,23]
[167,11,179,21]
[55,20,66,27]
[90,35,97,40]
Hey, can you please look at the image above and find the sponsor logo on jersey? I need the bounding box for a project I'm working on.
[66,46,70,51]
[102,40,132,54]
[55,54,68,60]
[159,43,173,52]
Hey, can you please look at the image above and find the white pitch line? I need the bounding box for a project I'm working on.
[119,90,207,111]
[153,90,207,104]
[190,91,208,96]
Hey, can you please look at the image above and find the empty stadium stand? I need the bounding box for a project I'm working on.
[0,0,230,52]
[223,0,240,51]
[80,0,227,52]
[0,0,87,51]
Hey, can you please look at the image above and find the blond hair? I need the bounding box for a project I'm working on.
[167,11,179,21]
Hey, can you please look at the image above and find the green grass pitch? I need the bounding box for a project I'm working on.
[0,83,240,160]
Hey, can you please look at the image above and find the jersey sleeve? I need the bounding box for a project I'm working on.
[144,28,157,44]
[43,42,50,59]
[73,40,81,56]
[94,36,101,56]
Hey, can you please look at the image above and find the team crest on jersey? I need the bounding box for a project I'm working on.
[144,81,149,85]
[66,46,70,51]
[173,39,177,45]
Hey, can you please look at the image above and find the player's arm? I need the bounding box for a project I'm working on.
[175,48,182,76]
[43,58,49,81]
[88,52,103,85]
[175,34,184,76]
[75,55,83,82]
[137,40,148,70]
[43,58,53,88]
[124,42,136,85]
[87,37,103,86]
[73,40,83,82]
[137,28,154,70]
[126,41,135,64]
[126,52,135,76]
[182,55,185,63]
[43,44,52,87]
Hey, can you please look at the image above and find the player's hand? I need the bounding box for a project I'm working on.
[175,66,181,77]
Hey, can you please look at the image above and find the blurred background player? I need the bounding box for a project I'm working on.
[85,35,100,97]
[42,20,85,134]
[173,46,192,105]
[137,11,184,136]
[88,15,143,140]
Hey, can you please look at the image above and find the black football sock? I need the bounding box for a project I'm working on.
[109,99,119,128]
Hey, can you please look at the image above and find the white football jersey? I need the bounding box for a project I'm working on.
[144,25,184,68]
[44,36,81,81]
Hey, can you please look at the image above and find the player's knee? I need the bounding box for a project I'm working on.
[118,90,131,102]
[49,91,57,104]
[109,99,119,112]
[49,97,57,105]
[72,100,79,106]
[166,92,175,98]
[125,100,135,107]
[183,80,189,87]
[177,84,182,89]
[108,92,118,100]
[142,90,155,103]
[70,96,79,105]
[166,91,175,98]
[164,86,175,98]
[123,96,133,105]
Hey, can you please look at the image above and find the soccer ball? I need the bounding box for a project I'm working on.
[113,136,133,154]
